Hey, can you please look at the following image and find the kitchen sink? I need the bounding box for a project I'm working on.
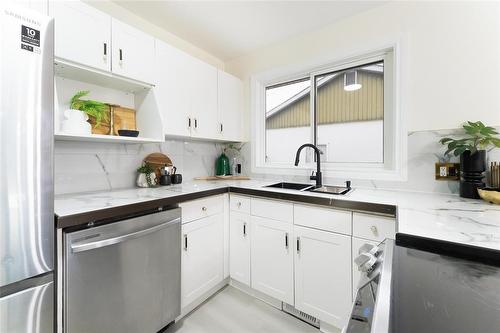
[306,185,351,195]
[265,182,352,195]
[265,182,315,191]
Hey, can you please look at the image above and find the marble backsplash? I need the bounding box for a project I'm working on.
[55,127,500,195]
[240,127,500,195]
[54,139,223,195]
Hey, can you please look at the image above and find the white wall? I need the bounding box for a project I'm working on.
[226,1,500,135]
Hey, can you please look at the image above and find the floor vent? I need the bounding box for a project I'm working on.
[282,303,320,328]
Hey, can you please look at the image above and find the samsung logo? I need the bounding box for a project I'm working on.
[4,9,41,26]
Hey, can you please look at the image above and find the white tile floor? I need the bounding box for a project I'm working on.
[165,286,327,333]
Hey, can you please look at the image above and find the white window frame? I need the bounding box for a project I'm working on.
[251,43,407,181]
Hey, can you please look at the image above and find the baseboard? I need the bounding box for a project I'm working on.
[177,278,229,321]
[229,278,282,310]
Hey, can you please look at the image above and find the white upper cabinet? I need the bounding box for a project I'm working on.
[50,0,111,71]
[294,225,352,328]
[190,57,218,139]
[155,40,192,137]
[218,70,243,141]
[111,18,155,84]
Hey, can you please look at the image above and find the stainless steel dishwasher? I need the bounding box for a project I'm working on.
[64,208,181,333]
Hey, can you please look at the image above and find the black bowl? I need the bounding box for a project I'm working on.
[118,130,139,137]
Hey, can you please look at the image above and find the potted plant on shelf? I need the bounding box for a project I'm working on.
[440,121,500,198]
[61,91,108,135]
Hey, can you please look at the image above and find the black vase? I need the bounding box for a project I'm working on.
[459,150,486,199]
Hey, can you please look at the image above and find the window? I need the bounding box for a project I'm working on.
[265,60,385,164]
[256,48,402,180]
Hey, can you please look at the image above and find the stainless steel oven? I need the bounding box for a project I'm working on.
[343,239,394,333]
[64,208,181,333]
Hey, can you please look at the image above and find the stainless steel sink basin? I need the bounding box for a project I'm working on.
[306,185,351,195]
[265,182,315,191]
[265,182,351,195]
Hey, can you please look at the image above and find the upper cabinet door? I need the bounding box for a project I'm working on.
[155,40,192,137]
[218,71,243,141]
[49,1,111,71]
[111,18,155,84]
[190,57,218,139]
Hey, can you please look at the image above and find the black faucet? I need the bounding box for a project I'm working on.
[294,143,322,188]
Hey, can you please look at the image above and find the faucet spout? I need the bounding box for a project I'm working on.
[294,143,322,187]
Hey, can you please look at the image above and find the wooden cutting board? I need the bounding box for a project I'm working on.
[143,153,173,178]
[90,104,137,136]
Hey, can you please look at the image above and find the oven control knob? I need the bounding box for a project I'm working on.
[358,243,380,256]
[354,252,378,272]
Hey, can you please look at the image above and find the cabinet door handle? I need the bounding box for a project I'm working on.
[119,48,123,65]
[220,123,223,133]
[296,237,300,254]
[237,202,242,208]
[370,225,379,237]
[194,118,198,129]
[243,222,247,237]
[188,117,191,128]
[202,206,207,212]
[184,234,188,251]
[103,42,107,58]
[285,232,289,249]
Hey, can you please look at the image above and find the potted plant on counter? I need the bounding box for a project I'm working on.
[137,163,157,188]
[60,90,108,135]
[440,121,500,198]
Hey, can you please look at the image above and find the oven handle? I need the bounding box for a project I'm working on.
[70,218,180,253]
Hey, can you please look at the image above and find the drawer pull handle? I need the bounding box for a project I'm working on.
[285,232,289,249]
[202,206,207,212]
[370,226,379,237]
[184,234,188,251]
[243,222,247,236]
[237,202,242,208]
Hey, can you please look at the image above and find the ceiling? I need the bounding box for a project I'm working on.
[112,1,385,61]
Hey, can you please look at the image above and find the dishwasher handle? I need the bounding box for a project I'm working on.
[71,218,180,253]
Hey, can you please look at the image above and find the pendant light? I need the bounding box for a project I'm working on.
[344,70,362,91]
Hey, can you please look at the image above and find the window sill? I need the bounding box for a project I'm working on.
[252,163,407,182]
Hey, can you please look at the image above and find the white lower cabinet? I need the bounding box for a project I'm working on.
[229,212,251,285]
[294,225,352,328]
[181,213,224,308]
[250,216,294,305]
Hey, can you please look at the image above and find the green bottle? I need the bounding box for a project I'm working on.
[215,153,231,176]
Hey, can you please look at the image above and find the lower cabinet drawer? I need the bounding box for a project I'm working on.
[251,198,293,223]
[229,194,250,214]
[180,195,223,224]
[352,212,395,242]
[294,204,351,235]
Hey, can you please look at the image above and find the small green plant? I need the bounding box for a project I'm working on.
[70,91,108,128]
[440,121,500,156]
[137,163,155,186]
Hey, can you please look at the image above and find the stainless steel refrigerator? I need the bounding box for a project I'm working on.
[0,4,54,333]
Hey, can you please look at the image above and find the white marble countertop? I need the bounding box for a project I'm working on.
[55,179,500,250]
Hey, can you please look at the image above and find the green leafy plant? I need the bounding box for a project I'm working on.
[440,121,500,156]
[137,163,155,186]
[70,90,108,128]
